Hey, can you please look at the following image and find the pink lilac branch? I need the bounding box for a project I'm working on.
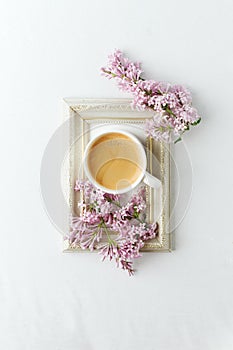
[101,50,201,143]
[66,180,159,276]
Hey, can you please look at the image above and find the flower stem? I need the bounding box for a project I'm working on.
[112,200,121,208]
[165,106,176,117]
[101,220,116,246]
[135,217,144,224]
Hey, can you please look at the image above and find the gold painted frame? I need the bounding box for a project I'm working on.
[62,99,171,251]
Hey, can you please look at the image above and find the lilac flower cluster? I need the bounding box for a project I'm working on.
[67,180,159,276]
[101,50,201,143]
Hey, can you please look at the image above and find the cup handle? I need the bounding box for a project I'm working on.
[143,171,161,189]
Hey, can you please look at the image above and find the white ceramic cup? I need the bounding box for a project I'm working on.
[83,130,161,194]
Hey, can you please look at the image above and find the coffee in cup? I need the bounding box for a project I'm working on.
[83,130,161,194]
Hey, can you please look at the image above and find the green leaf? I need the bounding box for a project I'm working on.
[191,117,201,126]
[174,137,182,144]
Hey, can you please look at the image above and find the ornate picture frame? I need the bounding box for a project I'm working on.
[62,98,171,252]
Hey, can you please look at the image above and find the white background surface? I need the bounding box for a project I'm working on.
[0,1,233,349]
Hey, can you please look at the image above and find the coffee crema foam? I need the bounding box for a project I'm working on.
[87,133,142,190]
[96,158,141,190]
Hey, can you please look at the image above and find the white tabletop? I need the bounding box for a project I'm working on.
[0,1,233,349]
